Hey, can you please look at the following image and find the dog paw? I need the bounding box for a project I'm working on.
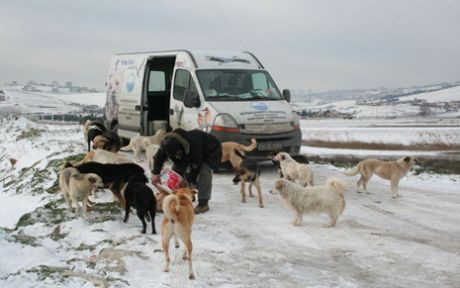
[259,204,264,208]
[189,274,195,280]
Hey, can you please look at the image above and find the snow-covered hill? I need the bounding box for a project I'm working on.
[293,85,460,119]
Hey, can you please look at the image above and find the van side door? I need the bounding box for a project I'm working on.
[170,69,201,130]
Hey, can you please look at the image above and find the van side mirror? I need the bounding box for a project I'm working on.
[283,89,291,103]
[183,90,200,108]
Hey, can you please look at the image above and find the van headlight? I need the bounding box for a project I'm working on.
[292,114,300,130]
[212,113,240,133]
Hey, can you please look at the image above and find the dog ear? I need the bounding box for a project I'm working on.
[275,180,284,190]
[404,156,411,162]
[280,154,285,161]
[88,176,98,183]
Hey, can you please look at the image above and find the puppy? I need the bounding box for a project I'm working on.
[59,166,80,210]
[66,162,146,208]
[60,167,103,217]
[145,144,160,171]
[273,152,314,186]
[92,131,121,152]
[232,150,264,208]
[161,187,197,280]
[270,178,347,227]
[221,138,257,170]
[344,156,420,198]
[120,129,166,162]
[83,120,106,152]
[122,173,157,234]
[81,149,132,164]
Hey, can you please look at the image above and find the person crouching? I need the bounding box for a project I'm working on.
[151,128,221,214]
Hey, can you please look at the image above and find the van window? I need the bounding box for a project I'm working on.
[196,69,283,101]
[148,71,166,92]
[173,69,198,101]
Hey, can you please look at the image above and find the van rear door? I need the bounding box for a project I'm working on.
[141,57,176,135]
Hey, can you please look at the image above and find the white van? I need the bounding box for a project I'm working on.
[104,50,301,159]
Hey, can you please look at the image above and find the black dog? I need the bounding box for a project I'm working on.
[66,162,145,208]
[93,130,121,152]
[123,173,157,234]
[86,120,106,152]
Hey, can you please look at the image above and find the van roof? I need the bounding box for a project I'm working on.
[115,50,264,70]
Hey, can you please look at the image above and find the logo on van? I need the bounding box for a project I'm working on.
[126,73,136,92]
[250,102,268,111]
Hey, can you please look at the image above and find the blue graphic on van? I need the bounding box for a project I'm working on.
[126,73,135,92]
[250,102,268,111]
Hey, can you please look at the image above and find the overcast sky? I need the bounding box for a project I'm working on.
[1,0,460,92]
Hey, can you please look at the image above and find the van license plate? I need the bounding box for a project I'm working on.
[258,142,283,151]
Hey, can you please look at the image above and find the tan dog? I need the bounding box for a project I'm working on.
[59,167,103,218]
[161,187,197,280]
[221,138,257,170]
[344,156,419,198]
[270,178,347,227]
[120,129,166,162]
[81,149,132,164]
[273,152,314,186]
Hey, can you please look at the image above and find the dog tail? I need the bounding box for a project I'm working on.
[119,139,133,151]
[240,138,257,152]
[325,177,348,195]
[162,194,180,222]
[344,164,360,176]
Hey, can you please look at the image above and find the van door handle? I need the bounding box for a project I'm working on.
[169,109,174,115]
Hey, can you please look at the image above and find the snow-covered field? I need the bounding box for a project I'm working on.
[0,117,459,287]
[0,88,460,287]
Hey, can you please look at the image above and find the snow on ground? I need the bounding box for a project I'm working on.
[0,88,105,115]
[301,120,460,146]
[0,117,459,287]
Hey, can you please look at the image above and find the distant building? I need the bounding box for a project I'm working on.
[0,90,5,101]
[65,81,72,88]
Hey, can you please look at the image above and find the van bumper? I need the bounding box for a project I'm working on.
[211,129,302,161]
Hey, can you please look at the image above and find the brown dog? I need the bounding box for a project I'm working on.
[221,138,257,170]
[344,156,420,198]
[161,187,197,280]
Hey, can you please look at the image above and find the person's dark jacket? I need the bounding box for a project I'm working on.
[152,128,222,183]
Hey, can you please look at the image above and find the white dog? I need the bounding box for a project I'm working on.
[59,167,103,218]
[145,144,160,171]
[120,129,166,162]
[270,177,347,227]
[273,152,314,186]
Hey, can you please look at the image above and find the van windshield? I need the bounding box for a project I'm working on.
[196,69,284,101]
